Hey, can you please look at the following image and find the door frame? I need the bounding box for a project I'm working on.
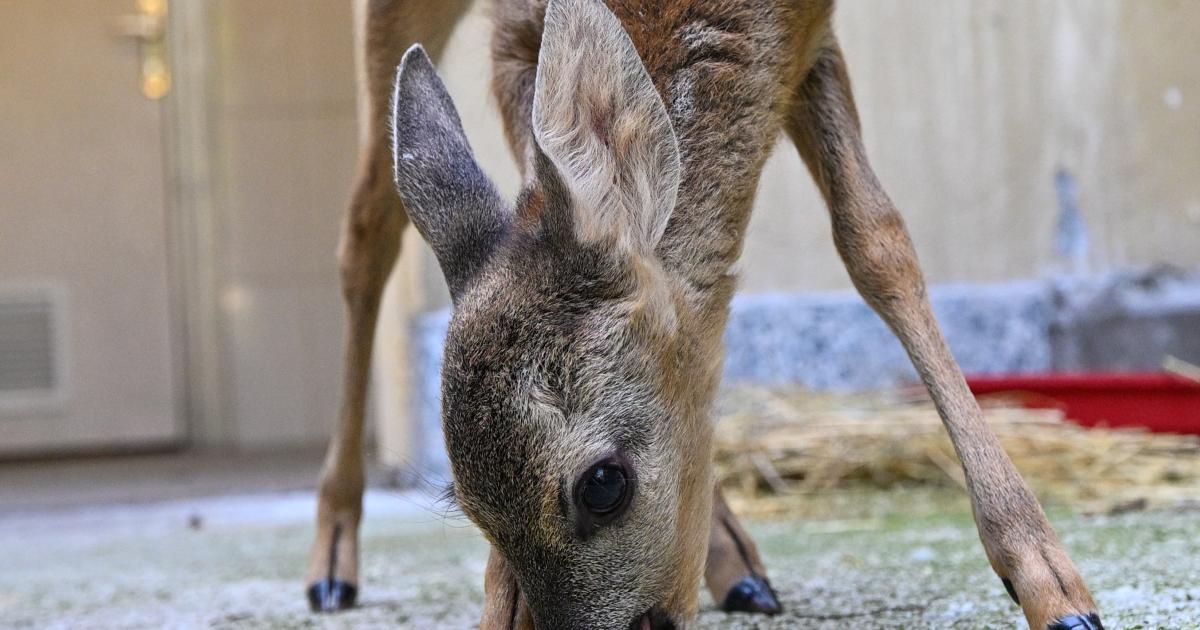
[162,0,227,448]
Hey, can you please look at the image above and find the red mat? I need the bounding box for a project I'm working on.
[967,373,1200,435]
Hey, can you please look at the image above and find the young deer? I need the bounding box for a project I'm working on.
[307,0,1105,628]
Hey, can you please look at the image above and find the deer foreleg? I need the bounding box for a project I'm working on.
[785,44,1102,630]
[306,0,474,612]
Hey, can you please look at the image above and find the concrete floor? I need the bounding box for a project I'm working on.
[1,455,1198,629]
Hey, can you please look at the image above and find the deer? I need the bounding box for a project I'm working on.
[305,0,1106,628]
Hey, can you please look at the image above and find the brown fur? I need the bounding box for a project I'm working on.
[309,1,1102,628]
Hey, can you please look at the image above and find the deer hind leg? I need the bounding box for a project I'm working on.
[784,45,1102,630]
[704,485,782,615]
[306,0,473,613]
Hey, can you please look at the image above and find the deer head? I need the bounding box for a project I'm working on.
[392,0,716,627]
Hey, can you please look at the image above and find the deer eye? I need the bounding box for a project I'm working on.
[581,464,626,513]
[573,457,634,535]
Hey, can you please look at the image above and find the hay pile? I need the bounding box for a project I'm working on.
[715,385,1200,516]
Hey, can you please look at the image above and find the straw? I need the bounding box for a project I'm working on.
[714,384,1200,516]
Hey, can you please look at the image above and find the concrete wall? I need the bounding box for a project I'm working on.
[744,0,1200,292]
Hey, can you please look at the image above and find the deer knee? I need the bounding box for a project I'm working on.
[337,228,398,307]
[337,156,405,303]
[337,222,401,310]
[834,204,924,304]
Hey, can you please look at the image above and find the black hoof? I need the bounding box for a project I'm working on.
[721,575,782,615]
[307,579,358,612]
[1047,613,1104,630]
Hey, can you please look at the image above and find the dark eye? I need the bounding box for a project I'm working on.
[581,464,627,514]
[573,456,634,536]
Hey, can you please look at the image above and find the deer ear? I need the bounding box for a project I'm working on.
[532,0,681,254]
[392,45,510,299]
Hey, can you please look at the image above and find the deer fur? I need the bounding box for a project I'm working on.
[307,1,1105,629]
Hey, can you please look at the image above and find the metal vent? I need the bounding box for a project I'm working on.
[0,288,64,403]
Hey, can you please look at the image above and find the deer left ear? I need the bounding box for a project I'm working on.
[392,45,510,300]
[532,0,681,254]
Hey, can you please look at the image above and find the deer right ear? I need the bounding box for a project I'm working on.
[532,0,681,255]
[392,45,510,300]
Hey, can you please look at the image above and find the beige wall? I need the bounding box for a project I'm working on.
[189,1,1200,453]
[206,1,358,448]
[391,0,1200,316]
[741,0,1200,293]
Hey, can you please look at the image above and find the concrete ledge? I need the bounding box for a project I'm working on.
[1052,267,1200,372]
[722,281,1053,389]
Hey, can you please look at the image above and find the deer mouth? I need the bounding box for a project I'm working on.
[632,606,676,630]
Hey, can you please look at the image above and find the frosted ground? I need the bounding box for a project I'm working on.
[2,489,1197,629]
